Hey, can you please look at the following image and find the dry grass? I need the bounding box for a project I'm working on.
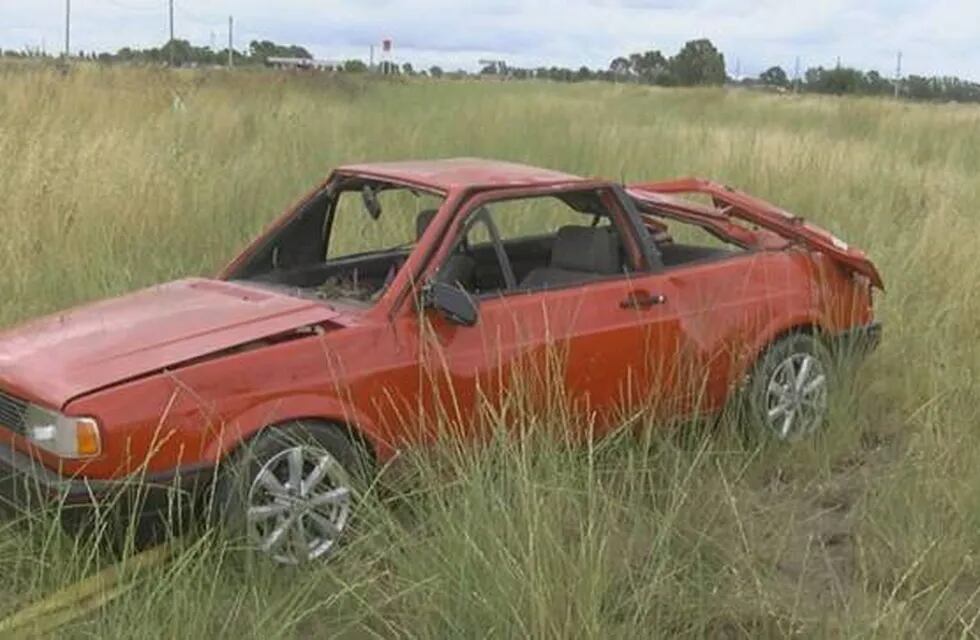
[1,62,979,638]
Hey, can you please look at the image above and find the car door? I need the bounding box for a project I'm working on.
[412,185,690,441]
[522,271,688,434]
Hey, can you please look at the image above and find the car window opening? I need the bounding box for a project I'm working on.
[433,190,642,297]
[227,179,445,306]
[635,202,747,270]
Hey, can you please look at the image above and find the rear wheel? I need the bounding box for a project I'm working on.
[213,421,372,565]
[743,333,833,441]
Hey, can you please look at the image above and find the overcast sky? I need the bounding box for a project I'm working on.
[2,0,979,80]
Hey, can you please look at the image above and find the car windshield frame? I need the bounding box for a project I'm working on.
[323,178,447,263]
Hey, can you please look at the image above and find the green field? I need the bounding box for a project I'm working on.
[1,64,979,638]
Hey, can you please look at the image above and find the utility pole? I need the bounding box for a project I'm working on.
[168,0,174,66]
[370,45,375,71]
[64,0,70,58]
[793,56,801,92]
[228,16,234,68]
[894,51,903,99]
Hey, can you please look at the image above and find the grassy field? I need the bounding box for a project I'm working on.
[1,63,979,638]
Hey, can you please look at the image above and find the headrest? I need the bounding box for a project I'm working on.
[551,225,622,275]
[416,209,438,240]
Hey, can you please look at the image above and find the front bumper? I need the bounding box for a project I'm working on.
[0,440,213,522]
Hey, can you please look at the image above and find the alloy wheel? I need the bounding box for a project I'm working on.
[764,352,829,440]
[246,446,353,565]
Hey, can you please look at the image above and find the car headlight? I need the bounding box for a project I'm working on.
[23,406,101,459]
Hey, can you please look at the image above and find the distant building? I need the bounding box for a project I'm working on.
[265,57,341,71]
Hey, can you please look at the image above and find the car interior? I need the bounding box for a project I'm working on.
[429,198,742,297]
[231,181,743,305]
[429,211,629,294]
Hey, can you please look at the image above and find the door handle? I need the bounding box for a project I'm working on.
[620,290,667,309]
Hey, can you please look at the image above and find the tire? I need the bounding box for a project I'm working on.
[742,333,834,442]
[212,420,373,565]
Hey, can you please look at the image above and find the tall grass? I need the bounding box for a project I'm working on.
[1,63,979,637]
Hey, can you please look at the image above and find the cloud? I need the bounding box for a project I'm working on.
[1,0,979,79]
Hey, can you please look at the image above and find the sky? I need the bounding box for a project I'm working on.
[2,0,979,81]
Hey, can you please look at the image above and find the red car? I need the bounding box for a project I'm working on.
[0,159,881,563]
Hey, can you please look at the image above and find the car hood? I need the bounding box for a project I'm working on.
[0,278,345,409]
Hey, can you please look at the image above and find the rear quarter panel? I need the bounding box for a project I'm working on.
[809,251,875,332]
[730,248,873,384]
[665,248,828,409]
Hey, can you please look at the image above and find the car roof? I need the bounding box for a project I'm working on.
[335,157,586,191]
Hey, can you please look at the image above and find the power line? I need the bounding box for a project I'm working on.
[168,0,174,65]
[894,51,903,99]
[228,15,234,68]
[64,0,70,58]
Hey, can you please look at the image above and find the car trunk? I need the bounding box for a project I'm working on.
[629,180,884,289]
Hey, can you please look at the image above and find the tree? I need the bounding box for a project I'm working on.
[343,59,368,73]
[804,66,866,95]
[248,40,312,61]
[627,50,669,84]
[429,65,444,78]
[941,77,980,102]
[402,62,415,75]
[905,75,937,100]
[609,56,631,78]
[759,66,789,87]
[628,52,644,74]
[161,39,193,66]
[804,66,823,87]
[669,39,725,85]
[864,70,893,96]
[550,67,573,82]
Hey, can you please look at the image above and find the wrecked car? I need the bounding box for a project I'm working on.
[0,158,882,564]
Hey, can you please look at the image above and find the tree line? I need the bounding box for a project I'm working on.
[468,39,980,104]
[480,39,727,86]
[4,36,979,104]
[755,64,980,103]
[1,39,312,68]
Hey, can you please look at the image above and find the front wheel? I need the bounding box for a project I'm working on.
[213,421,372,565]
[742,333,834,441]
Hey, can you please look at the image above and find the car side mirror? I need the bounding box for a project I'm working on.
[426,282,478,327]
